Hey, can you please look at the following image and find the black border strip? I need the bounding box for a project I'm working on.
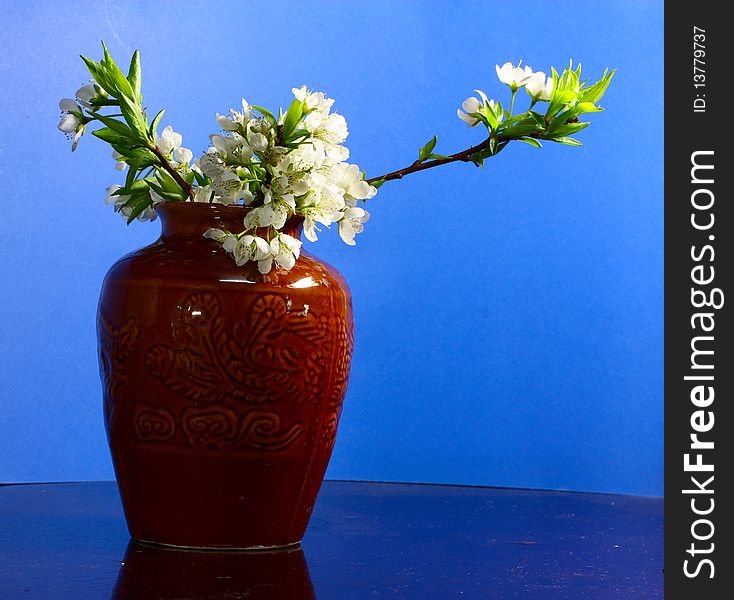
[665,5,731,596]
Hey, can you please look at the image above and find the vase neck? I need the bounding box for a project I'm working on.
[156,202,303,243]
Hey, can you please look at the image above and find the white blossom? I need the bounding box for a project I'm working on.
[243,180,295,229]
[456,90,486,127]
[327,163,376,203]
[237,235,272,269]
[496,61,533,90]
[218,233,270,268]
[304,112,348,146]
[209,133,253,164]
[525,72,553,101]
[104,184,123,206]
[292,86,335,114]
[204,228,275,271]
[148,188,165,204]
[457,97,481,127]
[174,146,193,164]
[203,228,227,241]
[75,83,106,107]
[338,207,370,246]
[217,113,239,132]
[246,118,273,153]
[57,53,610,276]
[267,233,302,272]
[155,126,183,155]
[104,184,158,222]
[76,84,98,102]
[193,185,214,203]
[137,205,158,222]
[326,144,349,162]
[216,98,251,131]
[112,150,127,171]
[198,150,226,178]
[58,98,86,150]
[196,87,376,270]
[298,177,346,242]
[457,90,497,128]
[211,170,248,205]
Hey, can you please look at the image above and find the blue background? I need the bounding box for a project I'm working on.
[0,0,663,495]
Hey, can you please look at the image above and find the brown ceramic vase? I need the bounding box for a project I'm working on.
[97,202,354,549]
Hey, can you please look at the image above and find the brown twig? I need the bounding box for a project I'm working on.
[366,136,502,184]
[150,145,195,200]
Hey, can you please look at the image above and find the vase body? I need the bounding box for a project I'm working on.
[98,202,354,549]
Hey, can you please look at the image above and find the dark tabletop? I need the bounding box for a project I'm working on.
[0,481,662,599]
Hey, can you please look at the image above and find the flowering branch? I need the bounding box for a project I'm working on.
[369,61,615,187]
[59,46,614,274]
[58,43,198,221]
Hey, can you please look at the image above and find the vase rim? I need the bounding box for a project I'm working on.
[155,201,254,217]
[155,201,304,240]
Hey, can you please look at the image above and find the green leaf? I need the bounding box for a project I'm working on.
[149,109,165,137]
[418,135,438,162]
[483,108,499,130]
[118,97,148,141]
[193,170,210,186]
[126,147,158,169]
[95,53,135,104]
[91,127,131,146]
[518,137,543,148]
[556,90,578,105]
[505,123,544,137]
[101,40,113,65]
[120,189,150,208]
[467,111,492,131]
[470,146,494,167]
[144,179,186,201]
[282,99,303,140]
[91,112,136,138]
[547,122,590,138]
[155,168,184,195]
[99,42,135,98]
[576,102,603,114]
[550,136,583,146]
[546,65,581,119]
[251,104,277,127]
[500,113,525,128]
[549,110,575,130]
[80,55,110,93]
[288,128,310,141]
[124,162,139,190]
[126,194,154,224]
[82,46,148,141]
[529,111,546,127]
[492,100,503,120]
[115,179,150,196]
[87,98,119,107]
[370,178,387,189]
[127,50,142,104]
[579,69,616,104]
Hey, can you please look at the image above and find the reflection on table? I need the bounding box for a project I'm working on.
[112,541,316,600]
